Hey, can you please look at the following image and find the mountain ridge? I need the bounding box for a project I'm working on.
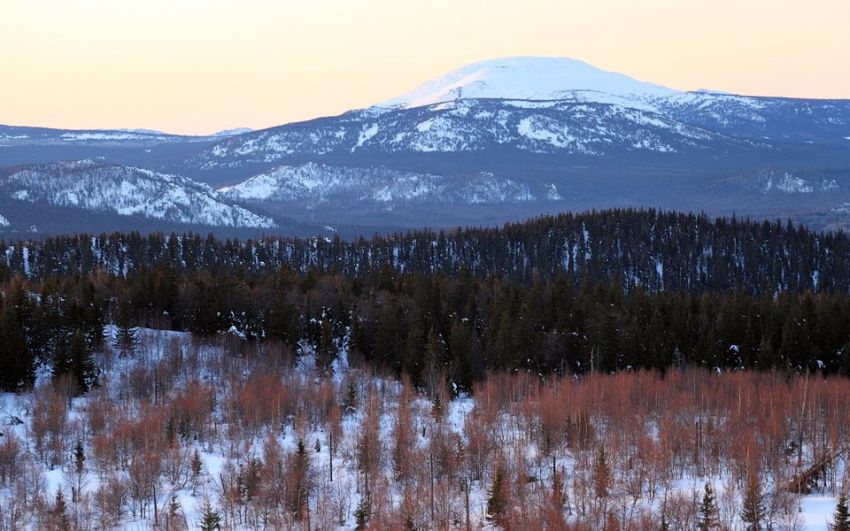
[1,56,849,235]
[0,159,277,230]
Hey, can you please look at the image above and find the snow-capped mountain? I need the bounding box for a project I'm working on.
[380,57,850,143]
[2,56,850,234]
[188,58,849,174]
[0,160,275,229]
[378,57,676,111]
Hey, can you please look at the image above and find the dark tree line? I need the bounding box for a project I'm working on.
[0,276,103,392]
[3,257,850,392]
[1,209,848,294]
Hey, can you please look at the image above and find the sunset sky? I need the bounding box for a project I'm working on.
[2,0,848,135]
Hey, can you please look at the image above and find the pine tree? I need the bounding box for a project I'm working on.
[830,492,850,531]
[199,500,221,531]
[741,472,765,530]
[486,464,508,526]
[698,483,720,531]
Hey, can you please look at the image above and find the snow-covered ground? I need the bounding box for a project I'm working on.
[0,327,845,529]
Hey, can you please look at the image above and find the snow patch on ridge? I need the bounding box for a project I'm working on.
[220,163,555,205]
[352,124,379,151]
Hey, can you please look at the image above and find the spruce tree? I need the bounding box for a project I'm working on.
[199,500,221,531]
[292,437,310,517]
[354,490,370,530]
[74,439,85,474]
[698,483,720,531]
[70,329,96,392]
[831,492,850,531]
[486,464,508,526]
[113,297,138,356]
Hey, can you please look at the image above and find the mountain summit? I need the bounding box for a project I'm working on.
[378,56,677,110]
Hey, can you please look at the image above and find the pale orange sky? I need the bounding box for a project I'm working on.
[1,0,848,135]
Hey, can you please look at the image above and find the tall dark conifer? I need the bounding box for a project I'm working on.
[70,329,96,393]
[0,299,34,391]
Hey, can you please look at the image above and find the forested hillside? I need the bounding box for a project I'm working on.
[2,209,848,293]
[2,209,850,394]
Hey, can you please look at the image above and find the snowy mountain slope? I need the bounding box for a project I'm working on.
[659,92,850,142]
[192,98,742,170]
[219,162,553,204]
[0,160,276,228]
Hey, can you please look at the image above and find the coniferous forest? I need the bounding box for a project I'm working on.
[2,209,850,393]
[3,209,850,529]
